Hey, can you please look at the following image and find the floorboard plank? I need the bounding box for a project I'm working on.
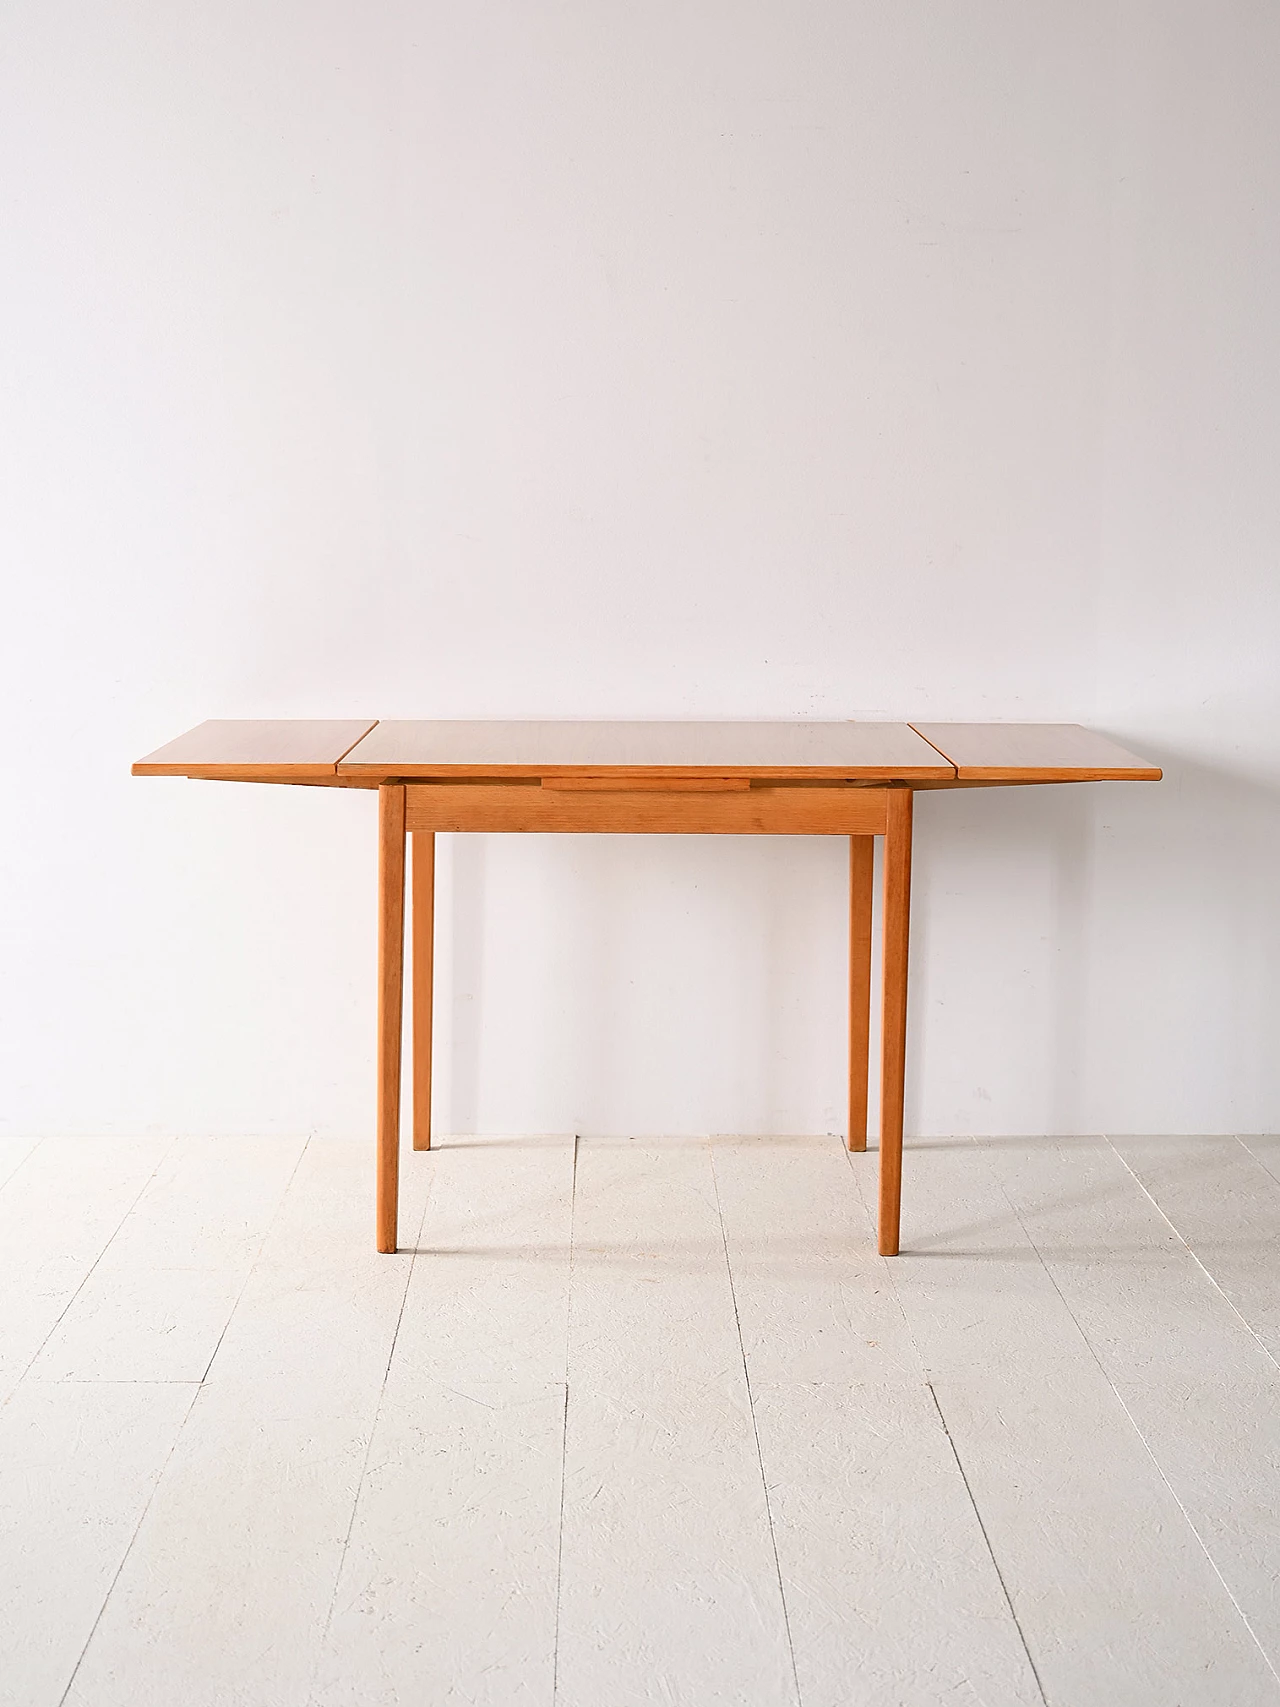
[31,1136,306,1383]
[312,1134,575,1707]
[555,1136,796,1707]
[713,1134,1041,1706]
[0,1137,170,1407]
[62,1140,432,1707]
[852,1139,1280,1706]
[7,1130,1279,1707]
[0,1136,39,1194]
[1112,1135,1280,1360]
[710,1134,916,1385]
[1240,1136,1280,1188]
[0,1380,195,1707]
[752,1380,1043,1707]
[992,1135,1280,1692]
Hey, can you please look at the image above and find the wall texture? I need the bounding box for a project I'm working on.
[2,2,1277,1138]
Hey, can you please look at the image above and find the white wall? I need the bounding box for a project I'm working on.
[2,2,1277,1140]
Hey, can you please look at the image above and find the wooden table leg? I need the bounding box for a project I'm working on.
[412,829,435,1152]
[377,784,407,1253]
[848,836,874,1151]
[878,789,913,1256]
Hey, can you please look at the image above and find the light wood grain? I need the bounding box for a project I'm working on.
[131,717,1165,789]
[376,786,406,1253]
[132,719,377,779]
[411,830,434,1153]
[878,791,912,1255]
[168,769,382,788]
[405,782,890,836]
[848,837,874,1152]
[911,722,1162,782]
[541,774,751,791]
[339,719,955,780]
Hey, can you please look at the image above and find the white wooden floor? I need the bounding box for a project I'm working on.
[2,1132,1279,1707]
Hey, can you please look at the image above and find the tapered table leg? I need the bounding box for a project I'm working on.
[879,790,913,1255]
[412,829,435,1152]
[848,836,874,1150]
[377,784,407,1252]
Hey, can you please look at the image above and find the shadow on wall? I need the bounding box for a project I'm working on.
[437,746,1280,1140]
[1094,743,1280,1134]
[911,739,1280,1138]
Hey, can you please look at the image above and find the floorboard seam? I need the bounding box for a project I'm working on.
[54,1383,201,1707]
[926,1384,1050,1706]
[842,1138,1050,1705]
[1105,1134,1280,1376]
[54,1134,312,1706]
[196,1135,312,1384]
[0,1135,42,1197]
[1239,1135,1280,1190]
[988,1149,1280,1694]
[708,1140,802,1707]
[307,1150,436,1705]
[551,1132,579,1706]
[1,1136,177,1416]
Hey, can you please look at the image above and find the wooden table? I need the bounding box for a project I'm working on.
[134,719,1161,1255]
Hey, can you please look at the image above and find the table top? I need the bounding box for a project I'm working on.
[132,720,378,780]
[912,723,1163,783]
[133,720,1161,787]
[335,720,954,780]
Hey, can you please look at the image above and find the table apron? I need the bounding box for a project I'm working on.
[404,782,891,836]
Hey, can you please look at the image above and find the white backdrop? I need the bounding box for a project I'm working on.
[2,2,1277,1140]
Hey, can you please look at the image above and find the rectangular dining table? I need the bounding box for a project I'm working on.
[134,719,1161,1255]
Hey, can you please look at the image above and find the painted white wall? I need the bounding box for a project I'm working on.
[2,3,1277,1140]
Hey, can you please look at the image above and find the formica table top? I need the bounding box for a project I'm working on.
[133,720,1162,787]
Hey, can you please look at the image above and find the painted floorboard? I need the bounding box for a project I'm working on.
[32,1135,306,1383]
[6,1132,1280,1707]
[1241,1136,1280,1188]
[991,1135,1280,1692]
[751,1380,1043,1707]
[0,1137,170,1407]
[1112,1134,1280,1362]
[709,1134,917,1386]
[713,1134,1041,1707]
[853,1139,1280,1706]
[0,1380,195,1707]
[62,1140,432,1707]
[312,1134,576,1707]
[0,1136,39,1194]
[555,1136,797,1707]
